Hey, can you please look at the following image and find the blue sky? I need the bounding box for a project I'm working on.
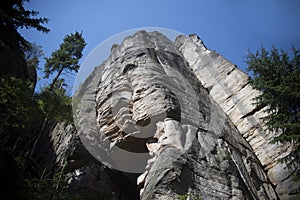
[20,0,300,92]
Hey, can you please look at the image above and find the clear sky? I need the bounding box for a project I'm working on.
[20,0,300,92]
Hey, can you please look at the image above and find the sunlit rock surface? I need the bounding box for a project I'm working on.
[47,30,299,200]
[175,34,299,200]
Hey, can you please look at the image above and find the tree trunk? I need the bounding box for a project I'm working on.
[49,67,64,91]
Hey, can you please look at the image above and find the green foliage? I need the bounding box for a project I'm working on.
[0,0,48,155]
[177,194,202,200]
[24,42,44,87]
[0,2,86,199]
[177,195,188,200]
[20,164,80,200]
[246,46,300,167]
[37,79,73,124]
[0,0,49,51]
[0,75,35,128]
[36,32,87,123]
[44,32,86,90]
[25,42,44,70]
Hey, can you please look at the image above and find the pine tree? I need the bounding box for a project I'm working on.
[0,0,49,79]
[44,32,86,91]
[0,0,49,51]
[246,46,300,167]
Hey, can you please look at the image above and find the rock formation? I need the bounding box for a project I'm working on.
[47,30,299,200]
[175,34,299,200]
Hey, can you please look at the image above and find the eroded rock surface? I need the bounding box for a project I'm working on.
[72,30,284,199]
[48,30,299,200]
[175,34,299,199]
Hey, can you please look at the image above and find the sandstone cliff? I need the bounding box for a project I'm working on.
[47,30,299,200]
[175,34,299,199]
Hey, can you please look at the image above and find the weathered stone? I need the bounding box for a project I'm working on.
[32,121,140,200]
[268,162,295,185]
[46,30,299,200]
[66,162,120,200]
[175,33,299,199]
[75,30,279,199]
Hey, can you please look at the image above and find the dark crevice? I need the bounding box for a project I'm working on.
[226,67,235,75]
[225,93,234,101]
[241,106,263,119]
[116,136,150,153]
[106,170,141,200]
[123,64,137,74]
[238,81,249,92]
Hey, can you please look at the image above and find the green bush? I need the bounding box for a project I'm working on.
[177,194,202,200]
[20,165,81,200]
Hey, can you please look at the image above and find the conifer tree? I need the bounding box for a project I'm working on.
[246,46,300,167]
[44,32,86,91]
[0,0,49,79]
[0,0,49,51]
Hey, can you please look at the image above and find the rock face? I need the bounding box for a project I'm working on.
[48,30,298,200]
[37,122,140,200]
[175,34,299,200]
